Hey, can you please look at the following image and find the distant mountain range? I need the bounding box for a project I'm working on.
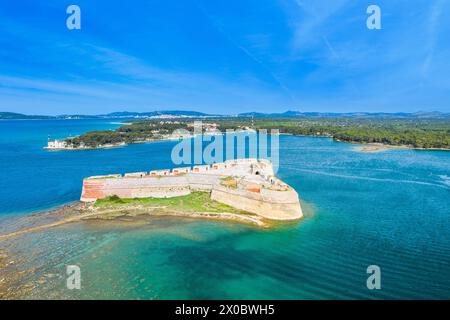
[237,110,450,118]
[0,110,212,120]
[1,110,449,120]
[102,110,212,118]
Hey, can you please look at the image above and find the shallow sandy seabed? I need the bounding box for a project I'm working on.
[0,201,271,298]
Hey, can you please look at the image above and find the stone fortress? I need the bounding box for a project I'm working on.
[81,158,303,220]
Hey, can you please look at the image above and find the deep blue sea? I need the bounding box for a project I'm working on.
[0,119,449,299]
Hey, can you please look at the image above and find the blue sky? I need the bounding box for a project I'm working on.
[0,0,449,115]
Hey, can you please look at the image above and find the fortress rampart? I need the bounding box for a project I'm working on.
[210,185,303,220]
[81,159,303,220]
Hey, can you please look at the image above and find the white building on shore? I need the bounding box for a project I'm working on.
[46,139,67,149]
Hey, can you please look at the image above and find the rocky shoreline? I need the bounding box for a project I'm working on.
[352,143,408,153]
[45,135,190,151]
[0,200,268,242]
[352,142,450,153]
[85,204,268,227]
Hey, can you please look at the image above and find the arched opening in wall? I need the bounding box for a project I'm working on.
[255,171,260,175]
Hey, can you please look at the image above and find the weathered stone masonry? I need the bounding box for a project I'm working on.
[81,159,303,220]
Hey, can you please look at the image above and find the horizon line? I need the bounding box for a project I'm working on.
[1,109,449,117]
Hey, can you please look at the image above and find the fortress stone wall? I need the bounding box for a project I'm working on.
[81,159,303,221]
[210,185,303,220]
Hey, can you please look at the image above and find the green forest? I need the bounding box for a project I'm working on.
[66,117,450,149]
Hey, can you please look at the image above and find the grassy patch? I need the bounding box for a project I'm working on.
[221,176,238,189]
[94,192,248,214]
[89,175,120,180]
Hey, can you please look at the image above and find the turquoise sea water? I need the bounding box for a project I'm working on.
[0,119,450,299]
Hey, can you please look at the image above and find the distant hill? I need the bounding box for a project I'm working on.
[0,112,103,120]
[0,110,213,120]
[0,112,52,119]
[237,111,450,119]
[238,110,303,117]
[102,110,212,118]
[1,110,449,120]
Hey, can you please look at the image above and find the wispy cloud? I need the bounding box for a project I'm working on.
[422,0,446,78]
[193,0,297,103]
[0,0,449,113]
[289,0,351,52]
[0,44,291,114]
